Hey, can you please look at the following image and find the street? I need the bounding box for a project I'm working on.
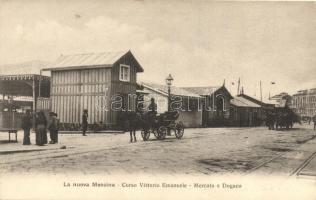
[0,125,316,176]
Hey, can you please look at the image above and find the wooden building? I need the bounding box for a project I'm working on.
[230,96,263,127]
[182,85,233,127]
[139,82,203,128]
[43,50,144,129]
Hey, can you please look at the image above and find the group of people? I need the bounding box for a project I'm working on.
[21,110,60,146]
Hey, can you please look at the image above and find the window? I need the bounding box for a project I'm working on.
[119,64,130,82]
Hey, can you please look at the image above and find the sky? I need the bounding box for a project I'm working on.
[0,0,315,99]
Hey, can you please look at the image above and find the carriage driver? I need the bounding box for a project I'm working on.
[148,98,157,115]
[147,98,157,125]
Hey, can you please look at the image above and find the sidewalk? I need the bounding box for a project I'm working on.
[0,130,127,155]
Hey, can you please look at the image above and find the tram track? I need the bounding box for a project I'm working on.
[290,151,316,177]
[246,150,316,178]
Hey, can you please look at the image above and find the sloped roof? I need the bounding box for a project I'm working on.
[231,96,261,108]
[181,86,221,96]
[43,50,143,72]
[140,82,201,98]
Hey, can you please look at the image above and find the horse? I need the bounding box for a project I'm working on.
[117,111,145,143]
[266,111,276,130]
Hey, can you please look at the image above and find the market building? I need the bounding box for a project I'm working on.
[0,74,50,129]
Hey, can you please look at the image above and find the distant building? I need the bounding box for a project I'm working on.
[139,82,202,128]
[270,92,289,103]
[291,88,316,118]
[270,92,292,108]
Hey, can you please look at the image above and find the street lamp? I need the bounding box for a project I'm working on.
[165,74,174,111]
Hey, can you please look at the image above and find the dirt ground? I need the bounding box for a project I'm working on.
[0,124,316,176]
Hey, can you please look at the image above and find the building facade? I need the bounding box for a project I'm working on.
[43,50,144,129]
[291,88,316,118]
[230,95,263,127]
[182,85,233,127]
[139,82,203,128]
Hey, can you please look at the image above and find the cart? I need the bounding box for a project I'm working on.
[141,111,184,141]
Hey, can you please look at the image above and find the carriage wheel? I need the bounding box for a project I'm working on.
[157,126,167,140]
[175,121,184,139]
[141,129,150,141]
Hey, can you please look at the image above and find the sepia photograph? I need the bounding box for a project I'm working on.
[0,0,315,199]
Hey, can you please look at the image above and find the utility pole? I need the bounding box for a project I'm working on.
[260,81,262,102]
[237,78,240,95]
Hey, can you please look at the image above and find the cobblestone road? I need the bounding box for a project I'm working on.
[1,125,316,176]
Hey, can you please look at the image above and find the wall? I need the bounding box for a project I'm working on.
[292,92,316,117]
[202,87,233,127]
[141,87,202,127]
[177,110,202,128]
[36,97,51,111]
[141,87,168,113]
[51,68,112,125]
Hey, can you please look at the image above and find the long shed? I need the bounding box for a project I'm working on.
[43,50,144,129]
[139,82,203,128]
[230,96,263,127]
[182,85,233,127]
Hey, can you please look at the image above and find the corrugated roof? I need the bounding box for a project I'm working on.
[43,50,143,72]
[182,86,220,96]
[54,51,124,67]
[231,96,261,108]
[140,82,201,98]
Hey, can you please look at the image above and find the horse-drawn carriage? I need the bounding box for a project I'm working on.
[140,111,184,141]
[117,110,185,141]
[266,107,301,130]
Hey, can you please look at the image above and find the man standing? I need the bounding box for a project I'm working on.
[21,110,32,145]
[54,113,60,143]
[48,112,58,144]
[82,109,88,136]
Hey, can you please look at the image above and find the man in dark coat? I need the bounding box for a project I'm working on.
[35,111,47,146]
[82,109,88,136]
[147,98,157,127]
[313,114,316,131]
[148,98,157,115]
[22,110,32,145]
[48,112,58,144]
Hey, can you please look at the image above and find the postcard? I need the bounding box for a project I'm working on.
[0,0,315,199]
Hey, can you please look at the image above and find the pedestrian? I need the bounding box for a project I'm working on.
[35,111,48,146]
[48,112,58,144]
[313,114,316,131]
[21,110,32,145]
[82,109,88,136]
[55,113,60,143]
